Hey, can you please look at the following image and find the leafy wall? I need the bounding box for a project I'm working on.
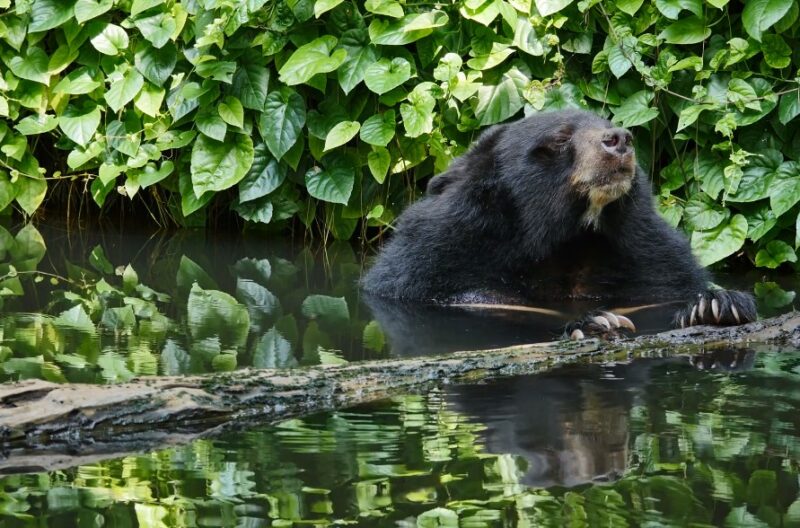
[0,0,799,268]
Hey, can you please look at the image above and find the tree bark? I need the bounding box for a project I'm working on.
[0,312,797,474]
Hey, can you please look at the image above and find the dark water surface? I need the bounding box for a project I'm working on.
[1,222,795,382]
[1,222,799,526]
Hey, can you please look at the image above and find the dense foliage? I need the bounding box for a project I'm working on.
[0,0,799,267]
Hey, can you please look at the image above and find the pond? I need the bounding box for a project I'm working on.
[0,221,798,526]
[3,349,800,526]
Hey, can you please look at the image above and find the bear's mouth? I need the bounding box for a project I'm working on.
[575,155,635,228]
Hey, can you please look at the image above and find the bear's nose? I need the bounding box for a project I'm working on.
[601,128,633,155]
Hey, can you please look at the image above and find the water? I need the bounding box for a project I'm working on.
[1,222,799,526]
[1,222,795,382]
[2,349,800,526]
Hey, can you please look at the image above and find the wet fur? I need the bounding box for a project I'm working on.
[361,110,755,328]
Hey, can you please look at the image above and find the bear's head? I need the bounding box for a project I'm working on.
[427,111,640,230]
[494,110,639,228]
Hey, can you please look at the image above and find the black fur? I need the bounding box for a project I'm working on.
[361,110,756,329]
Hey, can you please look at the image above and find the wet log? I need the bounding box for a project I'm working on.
[0,312,797,474]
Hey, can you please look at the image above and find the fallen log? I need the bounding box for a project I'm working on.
[0,311,797,474]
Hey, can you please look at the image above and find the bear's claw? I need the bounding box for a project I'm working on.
[673,290,756,328]
[566,310,636,340]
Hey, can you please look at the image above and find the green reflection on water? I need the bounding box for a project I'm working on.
[3,350,800,526]
[0,223,385,382]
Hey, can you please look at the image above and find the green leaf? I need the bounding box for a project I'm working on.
[74,0,112,22]
[197,111,228,141]
[8,47,51,85]
[134,83,165,116]
[187,284,250,347]
[658,16,711,44]
[613,90,658,128]
[128,161,173,188]
[684,193,728,230]
[769,161,800,216]
[90,23,128,55]
[278,36,347,86]
[1,136,27,161]
[401,87,436,137]
[367,146,391,183]
[727,78,761,112]
[218,96,244,128]
[360,110,396,146]
[258,87,306,160]
[14,173,47,216]
[239,143,287,202]
[475,74,524,126]
[742,0,793,40]
[691,214,748,266]
[761,34,792,68]
[364,57,412,95]
[466,43,515,70]
[535,0,573,16]
[324,121,360,152]
[196,60,236,83]
[755,240,797,268]
[131,0,163,15]
[368,11,448,45]
[15,114,58,136]
[365,0,403,17]
[338,29,378,95]
[754,281,795,308]
[190,133,255,196]
[747,205,778,241]
[67,141,103,168]
[231,60,270,110]
[655,0,703,18]
[607,46,632,78]
[29,0,76,32]
[793,209,800,250]
[253,328,296,368]
[134,42,177,86]
[58,103,101,146]
[676,103,715,131]
[314,0,343,17]
[133,11,177,48]
[104,70,144,113]
[617,0,644,15]
[304,166,354,204]
[301,295,349,324]
[177,255,218,294]
[727,149,781,203]
[53,67,102,95]
[0,173,15,211]
[778,92,800,125]
[234,197,274,224]
[362,320,385,352]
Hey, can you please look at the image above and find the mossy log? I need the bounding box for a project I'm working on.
[0,312,797,474]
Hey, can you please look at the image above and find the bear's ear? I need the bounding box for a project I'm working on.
[426,171,459,195]
[425,125,505,195]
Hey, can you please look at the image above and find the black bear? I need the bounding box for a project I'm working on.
[361,109,756,337]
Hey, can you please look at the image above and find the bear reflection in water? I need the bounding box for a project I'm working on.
[363,292,684,357]
[445,349,755,488]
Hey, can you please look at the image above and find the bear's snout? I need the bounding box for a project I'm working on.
[600,128,633,156]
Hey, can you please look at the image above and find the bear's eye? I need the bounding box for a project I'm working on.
[531,128,573,158]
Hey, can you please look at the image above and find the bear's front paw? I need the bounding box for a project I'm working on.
[674,290,756,328]
[565,310,636,340]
